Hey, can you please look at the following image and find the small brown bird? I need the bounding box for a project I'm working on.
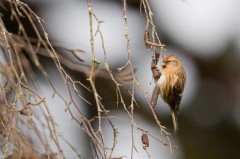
[157,55,186,133]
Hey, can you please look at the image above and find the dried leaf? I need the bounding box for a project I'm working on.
[141,133,149,150]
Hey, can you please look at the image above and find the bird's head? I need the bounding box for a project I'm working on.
[161,55,181,69]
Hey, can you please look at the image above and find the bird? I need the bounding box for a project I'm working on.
[157,55,186,134]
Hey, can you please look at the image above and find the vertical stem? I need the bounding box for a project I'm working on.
[87,1,106,158]
[87,0,96,78]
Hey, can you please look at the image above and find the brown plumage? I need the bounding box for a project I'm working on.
[157,55,186,134]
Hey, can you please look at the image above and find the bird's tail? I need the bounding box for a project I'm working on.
[171,110,179,134]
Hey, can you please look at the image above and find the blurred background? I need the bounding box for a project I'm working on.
[2,0,240,158]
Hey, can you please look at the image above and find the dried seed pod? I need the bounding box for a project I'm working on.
[141,133,149,150]
[154,50,160,64]
[151,50,161,81]
[152,67,161,82]
[144,31,151,51]
[19,107,32,116]
[150,85,160,108]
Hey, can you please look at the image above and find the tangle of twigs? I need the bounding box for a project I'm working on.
[0,0,177,158]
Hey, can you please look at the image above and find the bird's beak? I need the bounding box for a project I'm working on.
[161,62,167,68]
